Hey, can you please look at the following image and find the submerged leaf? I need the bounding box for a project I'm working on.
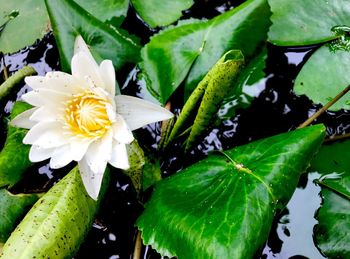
[0,102,32,188]
[0,0,50,54]
[45,0,141,72]
[0,189,40,243]
[0,167,109,258]
[131,0,194,28]
[294,45,350,111]
[268,0,350,46]
[137,125,325,258]
[140,0,270,104]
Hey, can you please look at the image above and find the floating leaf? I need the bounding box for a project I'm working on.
[0,102,32,188]
[0,189,40,243]
[137,125,325,258]
[45,0,141,72]
[268,0,350,46]
[140,0,270,104]
[0,167,109,258]
[0,0,50,54]
[131,0,194,28]
[294,45,350,111]
[311,140,350,258]
[75,0,129,23]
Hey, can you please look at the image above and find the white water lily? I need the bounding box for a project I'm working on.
[11,35,173,200]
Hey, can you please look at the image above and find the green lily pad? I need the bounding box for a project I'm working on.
[0,189,40,243]
[0,0,50,54]
[75,0,129,23]
[0,101,32,188]
[131,0,193,28]
[45,0,141,72]
[268,0,350,46]
[140,0,270,104]
[137,125,325,258]
[0,167,109,258]
[294,45,350,111]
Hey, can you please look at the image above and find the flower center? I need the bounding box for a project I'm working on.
[65,91,111,138]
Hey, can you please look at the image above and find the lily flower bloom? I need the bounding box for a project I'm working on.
[11,35,173,200]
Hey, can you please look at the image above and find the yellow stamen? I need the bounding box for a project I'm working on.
[65,91,111,138]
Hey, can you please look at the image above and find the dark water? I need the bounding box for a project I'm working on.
[1,1,349,258]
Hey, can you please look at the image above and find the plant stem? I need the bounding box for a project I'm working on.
[133,230,142,259]
[324,132,350,143]
[297,84,350,129]
[2,57,8,80]
[0,66,36,101]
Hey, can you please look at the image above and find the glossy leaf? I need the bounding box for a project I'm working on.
[268,0,350,46]
[45,0,141,72]
[0,0,50,54]
[311,140,350,258]
[140,0,270,104]
[75,0,129,23]
[0,167,109,258]
[0,102,32,188]
[131,0,194,28]
[0,189,40,243]
[294,45,350,111]
[137,125,326,258]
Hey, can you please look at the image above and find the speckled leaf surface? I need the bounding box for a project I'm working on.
[268,0,350,46]
[0,0,50,54]
[0,189,39,243]
[140,0,270,104]
[137,125,325,258]
[131,0,193,28]
[311,140,350,258]
[0,167,108,258]
[0,102,32,188]
[294,45,350,111]
[45,0,141,72]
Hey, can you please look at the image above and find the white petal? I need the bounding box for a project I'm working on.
[22,88,70,107]
[71,52,104,88]
[112,115,134,144]
[29,145,56,162]
[74,35,96,64]
[25,72,82,94]
[30,106,63,122]
[115,95,174,130]
[10,107,38,129]
[99,60,115,96]
[109,141,129,170]
[78,157,105,200]
[70,139,93,161]
[23,121,68,148]
[49,144,74,169]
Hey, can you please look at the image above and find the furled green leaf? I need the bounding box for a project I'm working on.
[268,0,350,46]
[45,0,141,72]
[0,167,109,258]
[294,45,350,111]
[311,140,350,258]
[131,0,194,28]
[0,0,50,54]
[137,125,326,258]
[75,0,129,23]
[140,0,270,104]
[0,189,40,243]
[0,102,32,188]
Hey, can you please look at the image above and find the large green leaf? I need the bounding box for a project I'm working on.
[0,167,108,258]
[0,102,32,188]
[137,125,325,258]
[0,189,40,243]
[75,0,129,23]
[131,0,193,28]
[0,0,50,54]
[294,45,350,111]
[311,140,350,258]
[140,0,270,104]
[45,0,141,72]
[268,0,350,46]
